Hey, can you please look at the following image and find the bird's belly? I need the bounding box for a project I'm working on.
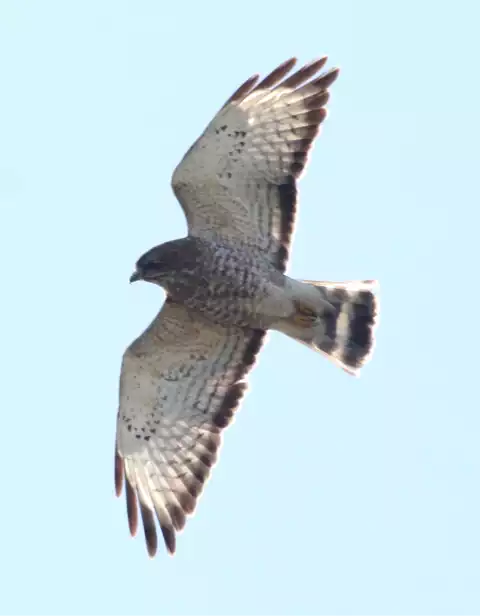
[185,278,268,327]
[187,295,261,327]
[170,264,288,329]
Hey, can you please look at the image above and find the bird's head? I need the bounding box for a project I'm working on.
[129,242,179,287]
[129,238,199,288]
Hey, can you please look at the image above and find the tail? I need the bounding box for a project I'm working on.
[285,280,379,375]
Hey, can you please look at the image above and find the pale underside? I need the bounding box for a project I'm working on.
[115,57,340,556]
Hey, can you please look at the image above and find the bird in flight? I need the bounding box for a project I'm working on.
[115,56,379,557]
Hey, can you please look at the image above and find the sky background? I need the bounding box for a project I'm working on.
[1,0,479,614]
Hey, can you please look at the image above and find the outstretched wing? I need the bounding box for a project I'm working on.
[115,300,265,557]
[172,57,339,272]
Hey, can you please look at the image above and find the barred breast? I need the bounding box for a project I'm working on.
[167,237,285,328]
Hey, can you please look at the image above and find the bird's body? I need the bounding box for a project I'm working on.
[137,235,322,330]
[142,236,283,328]
[115,56,379,558]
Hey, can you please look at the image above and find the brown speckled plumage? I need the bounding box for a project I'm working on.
[135,236,286,328]
[115,57,379,558]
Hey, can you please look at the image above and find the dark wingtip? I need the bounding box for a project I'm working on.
[253,57,297,91]
[161,524,177,555]
[114,449,123,497]
[313,67,340,89]
[223,56,339,110]
[272,56,298,73]
[140,503,158,558]
[280,56,328,89]
[166,502,187,532]
[125,477,138,537]
[222,73,260,107]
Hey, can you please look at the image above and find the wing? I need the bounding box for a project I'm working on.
[115,299,266,557]
[172,57,339,272]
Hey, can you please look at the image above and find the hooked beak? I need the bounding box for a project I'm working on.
[129,270,141,284]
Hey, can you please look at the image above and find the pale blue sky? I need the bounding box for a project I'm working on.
[1,0,479,614]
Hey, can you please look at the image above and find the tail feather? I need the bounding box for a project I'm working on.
[297,280,379,375]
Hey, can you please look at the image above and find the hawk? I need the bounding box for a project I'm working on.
[115,57,379,557]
